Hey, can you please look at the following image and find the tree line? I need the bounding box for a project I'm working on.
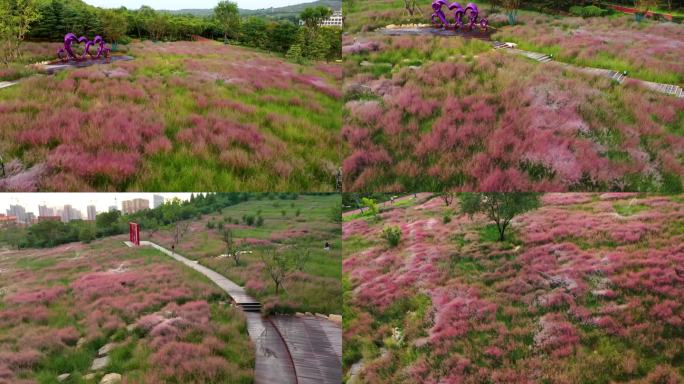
[0,192,302,249]
[1,0,341,66]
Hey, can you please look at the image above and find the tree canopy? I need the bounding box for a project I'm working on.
[213,0,239,41]
[299,6,332,29]
[460,193,541,241]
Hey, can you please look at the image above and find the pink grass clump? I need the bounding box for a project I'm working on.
[6,286,66,305]
[428,287,497,353]
[533,314,580,358]
[151,341,234,382]
[70,271,144,301]
[0,349,42,369]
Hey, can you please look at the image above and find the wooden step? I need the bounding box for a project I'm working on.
[238,302,263,312]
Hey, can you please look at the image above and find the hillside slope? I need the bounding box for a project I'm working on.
[0,238,254,383]
[343,193,684,383]
[0,40,342,191]
[151,194,342,315]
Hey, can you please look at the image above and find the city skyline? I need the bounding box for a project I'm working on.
[0,193,193,219]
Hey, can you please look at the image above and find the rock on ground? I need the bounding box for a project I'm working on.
[90,356,110,371]
[100,373,122,384]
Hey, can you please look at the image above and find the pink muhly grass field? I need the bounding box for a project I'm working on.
[343,193,684,383]
[0,238,253,383]
[343,34,684,192]
[0,40,341,191]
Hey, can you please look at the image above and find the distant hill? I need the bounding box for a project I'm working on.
[162,0,341,18]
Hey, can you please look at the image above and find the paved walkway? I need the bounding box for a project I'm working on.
[0,81,17,90]
[135,241,260,307]
[39,55,134,75]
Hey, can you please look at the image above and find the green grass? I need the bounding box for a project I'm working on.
[613,203,649,216]
[167,195,342,315]
[15,257,58,270]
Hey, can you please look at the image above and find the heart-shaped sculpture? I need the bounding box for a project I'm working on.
[57,33,110,62]
[430,1,488,31]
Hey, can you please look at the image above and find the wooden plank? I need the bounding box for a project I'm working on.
[271,316,342,384]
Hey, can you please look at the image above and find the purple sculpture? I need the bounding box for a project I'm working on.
[431,1,488,31]
[57,33,111,62]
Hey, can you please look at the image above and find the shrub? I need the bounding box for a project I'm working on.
[570,5,608,17]
[443,213,452,224]
[381,226,402,247]
[242,215,255,226]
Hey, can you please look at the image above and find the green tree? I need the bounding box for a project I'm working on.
[0,223,26,249]
[260,247,293,294]
[221,227,242,266]
[299,6,332,29]
[268,20,298,53]
[78,226,96,243]
[460,193,541,242]
[240,16,268,49]
[213,0,239,42]
[95,210,123,236]
[0,0,40,66]
[361,197,378,217]
[100,8,128,44]
[285,43,303,63]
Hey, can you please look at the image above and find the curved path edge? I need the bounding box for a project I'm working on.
[123,240,298,384]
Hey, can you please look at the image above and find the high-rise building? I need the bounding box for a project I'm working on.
[61,205,82,222]
[62,205,72,222]
[7,205,27,223]
[87,205,97,221]
[38,205,52,217]
[26,212,35,224]
[153,194,164,209]
[122,198,150,214]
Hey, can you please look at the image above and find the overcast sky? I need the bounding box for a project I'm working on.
[0,193,193,215]
[84,0,313,10]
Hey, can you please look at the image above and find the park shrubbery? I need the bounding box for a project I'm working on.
[569,5,612,17]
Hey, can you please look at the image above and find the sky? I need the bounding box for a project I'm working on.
[0,193,193,216]
[84,0,312,10]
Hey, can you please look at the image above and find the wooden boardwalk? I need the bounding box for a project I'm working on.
[246,313,298,384]
[492,41,684,98]
[135,241,261,310]
[271,316,342,384]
